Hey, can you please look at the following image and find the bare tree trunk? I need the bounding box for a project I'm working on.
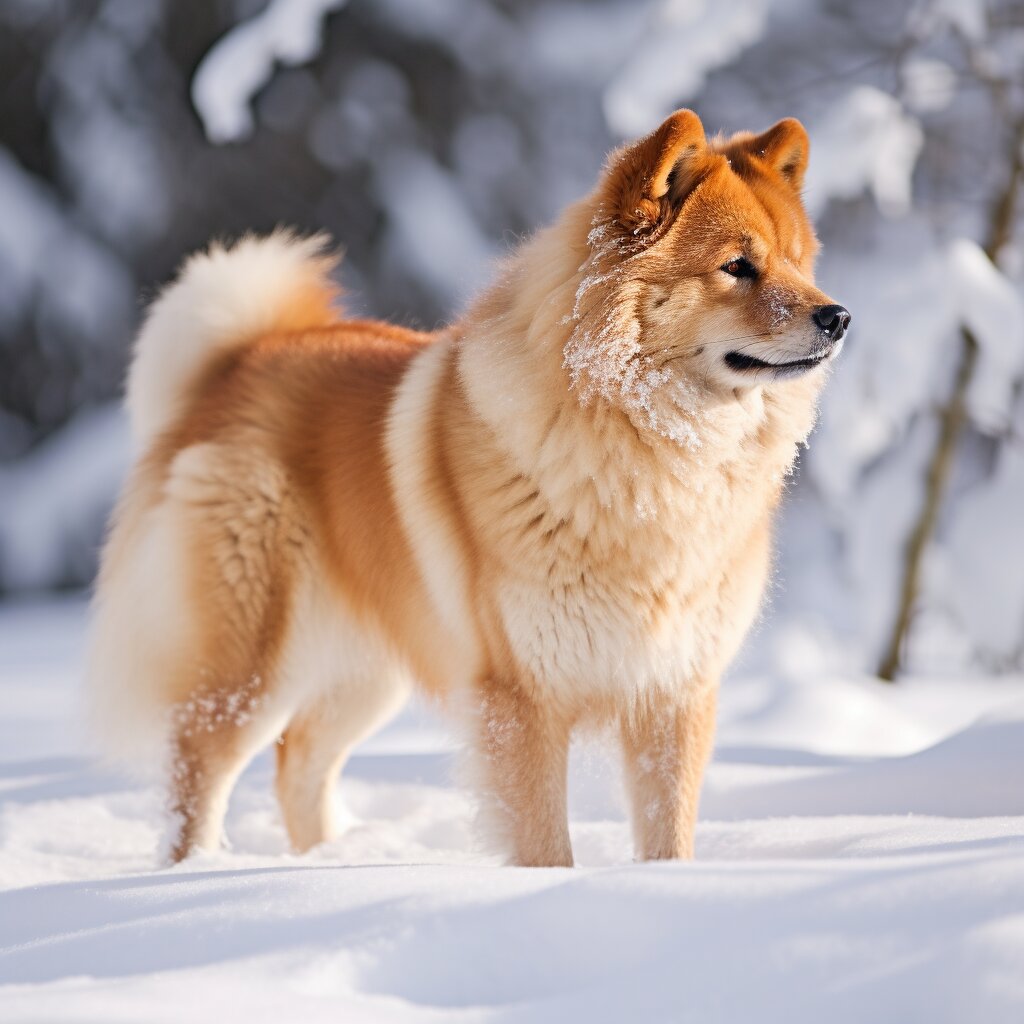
[877,120,1024,680]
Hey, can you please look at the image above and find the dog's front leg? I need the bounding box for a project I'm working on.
[619,684,718,861]
[471,676,574,867]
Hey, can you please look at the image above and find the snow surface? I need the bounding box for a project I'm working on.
[2,598,1024,1021]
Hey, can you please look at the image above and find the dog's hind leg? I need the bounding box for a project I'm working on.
[159,442,300,862]
[275,665,409,853]
[167,676,288,861]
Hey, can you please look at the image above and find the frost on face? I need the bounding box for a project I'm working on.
[765,288,794,329]
[562,215,705,452]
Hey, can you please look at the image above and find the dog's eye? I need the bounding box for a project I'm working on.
[721,257,757,279]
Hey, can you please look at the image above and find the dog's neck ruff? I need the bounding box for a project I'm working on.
[456,213,816,534]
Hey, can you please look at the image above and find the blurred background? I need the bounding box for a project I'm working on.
[1,0,1022,680]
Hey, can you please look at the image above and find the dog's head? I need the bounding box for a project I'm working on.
[564,109,848,434]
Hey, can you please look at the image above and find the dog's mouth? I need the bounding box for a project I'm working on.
[724,342,837,376]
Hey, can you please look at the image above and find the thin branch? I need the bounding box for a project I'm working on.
[877,113,1024,680]
[877,329,979,681]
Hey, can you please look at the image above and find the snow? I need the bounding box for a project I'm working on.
[45,17,170,245]
[602,0,769,137]
[0,148,132,354]
[2,597,1024,1021]
[947,239,1024,434]
[803,87,923,218]
[4,5,1024,1007]
[6,0,1022,673]
[192,0,350,144]
[791,224,1024,669]
[0,404,129,591]
[375,149,497,310]
[901,57,958,114]
[930,0,989,42]
[940,439,1024,662]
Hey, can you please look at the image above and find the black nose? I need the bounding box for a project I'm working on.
[812,304,851,341]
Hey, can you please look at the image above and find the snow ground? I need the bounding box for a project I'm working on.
[1,598,1023,1022]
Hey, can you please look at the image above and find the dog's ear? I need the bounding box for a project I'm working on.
[602,109,707,239]
[742,118,809,190]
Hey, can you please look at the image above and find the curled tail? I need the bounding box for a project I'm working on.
[126,230,340,447]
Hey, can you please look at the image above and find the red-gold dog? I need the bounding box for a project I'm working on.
[89,110,848,865]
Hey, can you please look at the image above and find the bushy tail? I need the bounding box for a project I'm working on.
[126,230,340,447]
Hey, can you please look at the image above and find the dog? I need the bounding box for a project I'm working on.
[88,109,848,866]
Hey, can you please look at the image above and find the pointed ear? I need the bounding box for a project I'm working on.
[744,118,809,190]
[602,109,707,238]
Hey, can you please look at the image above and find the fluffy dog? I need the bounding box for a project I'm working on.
[89,109,848,865]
